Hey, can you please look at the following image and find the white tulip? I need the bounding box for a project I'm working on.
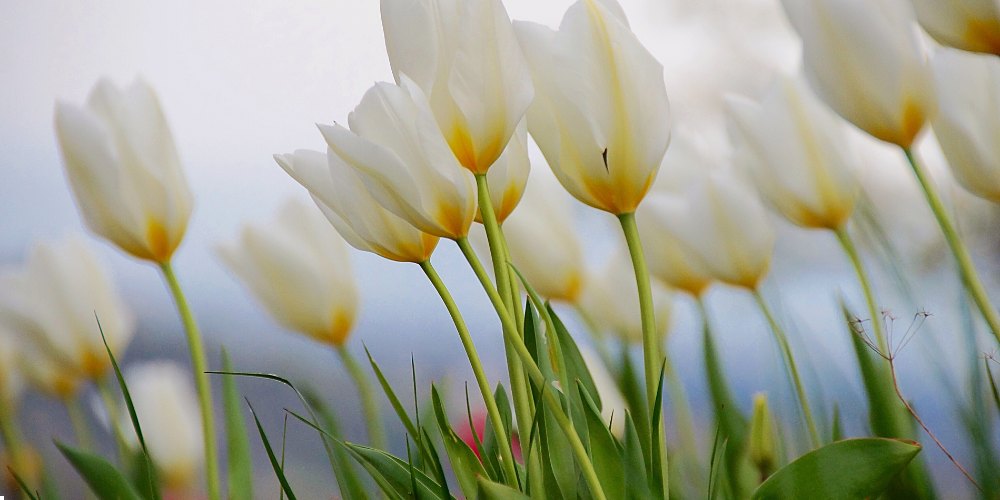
[480,120,530,224]
[578,249,673,344]
[781,0,934,148]
[728,75,860,230]
[911,0,1000,55]
[318,77,477,240]
[515,0,671,215]
[0,236,135,382]
[121,362,204,489]
[276,150,439,263]
[219,199,360,346]
[381,0,533,173]
[638,195,716,296]
[931,49,1000,203]
[17,341,82,399]
[54,78,193,263]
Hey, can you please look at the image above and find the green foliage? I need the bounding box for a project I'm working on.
[246,400,297,500]
[220,350,253,500]
[56,441,144,500]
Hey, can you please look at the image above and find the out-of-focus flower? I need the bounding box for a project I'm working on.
[515,0,671,215]
[578,345,628,437]
[728,75,860,230]
[381,0,533,173]
[318,78,476,240]
[638,195,715,296]
[218,199,359,347]
[0,333,24,407]
[578,249,673,344]
[931,49,1000,203]
[455,409,522,461]
[911,0,1000,55]
[781,0,934,148]
[121,362,204,490]
[480,120,530,223]
[17,342,82,399]
[277,150,439,263]
[54,78,193,263]
[0,236,135,383]
[748,392,776,478]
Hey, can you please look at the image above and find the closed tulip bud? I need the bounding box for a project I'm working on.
[931,50,1000,203]
[578,345,628,437]
[515,0,671,215]
[0,236,135,383]
[728,76,860,230]
[54,78,193,263]
[318,77,477,240]
[219,199,359,347]
[578,249,673,344]
[381,0,533,173]
[781,0,934,148]
[911,0,1000,55]
[277,150,439,263]
[121,362,204,490]
[748,392,777,480]
[479,120,530,224]
[637,195,715,296]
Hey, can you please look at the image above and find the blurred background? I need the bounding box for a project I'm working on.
[2,0,999,498]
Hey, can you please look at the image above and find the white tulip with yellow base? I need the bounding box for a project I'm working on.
[638,195,716,297]
[479,120,530,224]
[911,0,1000,55]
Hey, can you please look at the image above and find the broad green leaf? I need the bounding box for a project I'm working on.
[481,384,515,486]
[752,438,921,499]
[578,383,625,499]
[56,441,143,500]
[221,350,253,500]
[246,400,297,500]
[622,413,651,499]
[618,345,650,462]
[476,476,531,500]
[431,386,488,497]
[346,444,452,500]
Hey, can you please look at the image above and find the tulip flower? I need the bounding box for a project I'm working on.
[0,236,135,382]
[577,249,673,344]
[781,0,934,148]
[219,199,359,347]
[276,149,439,263]
[318,77,477,240]
[479,120,530,223]
[380,0,533,173]
[121,362,204,490]
[638,194,716,296]
[514,0,671,215]
[911,0,1000,55]
[748,392,777,480]
[727,75,860,230]
[931,50,1000,203]
[54,78,193,263]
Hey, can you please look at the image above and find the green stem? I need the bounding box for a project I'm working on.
[903,148,1000,345]
[456,238,607,500]
[835,227,888,353]
[335,345,386,450]
[66,396,94,452]
[96,377,131,464]
[159,262,221,500]
[751,290,821,449]
[418,260,520,486]
[0,399,28,480]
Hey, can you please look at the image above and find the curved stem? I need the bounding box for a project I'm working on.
[835,227,888,354]
[335,345,386,450]
[159,262,221,500]
[903,148,1000,345]
[65,396,94,452]
[751,290,821,449]
[96,377,131,464]
[418,260,520,486]
[456,238,607,500]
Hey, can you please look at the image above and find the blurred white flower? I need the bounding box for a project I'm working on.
[54,78,193,263]
[0,332,25,407]
[480,120,530,223]
[515,0,671,214]
[219,199,359,347]
[910,0,1000,55]
[781,0,934,148]
[318,78,477,240]
[578,345,627,437]
[638,195,715,296]
[578,249,673,344]
[381,0,533,173]
[728,75,860,230]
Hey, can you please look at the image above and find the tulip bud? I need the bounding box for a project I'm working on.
[781,0,934,148]
[911,0,1000,55]
[121,362,204,490]
[479,120,530,224]
[381,0,534,173]
[748,392,777,481]
[219,199,359,347]
[54,78,193,263]
[578,249,673,344]
[931,50,1000,203]
[728,76,860,230]
[0,236,135,383]
[318,77,477,240]
[515,0,671,215]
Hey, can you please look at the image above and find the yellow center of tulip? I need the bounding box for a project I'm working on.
[869,99,926,149]
[145,217,175,263]
[965,18,1000,55]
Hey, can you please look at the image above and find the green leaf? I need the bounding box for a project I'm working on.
[220,350,253,500]
[346,444,452,500]
[431,385,487,497]
[8,466,41,500]
[364,347,420,438]
[618,345,650,462]
[246,400,297,500]
[56,441,143,500]
[476,476,531,500]
[830,404,842,443]
[751,438,921,499]
[577,382,624,499]
[480,384,514,485]
[648,362,667,500]
[302,390,368,500]
[622,413,651,499]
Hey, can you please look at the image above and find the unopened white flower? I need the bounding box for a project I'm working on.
[17,341,82,399]
[911,0,1000,55]
[515,0,671,214]
[931,49,1000,203]
[277,150,439,263]
[121,362,204,489]
[578,249,673,343]
[638,195,716,296]
[0,236,135,382]
[219,199,359,346]
[54,78,193,263]
[781,0,934,147]
[578,345,627,437]
[480,120,530,223]
[318,77,477,240]
[728,75,860,229]
[381,0,533,173]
